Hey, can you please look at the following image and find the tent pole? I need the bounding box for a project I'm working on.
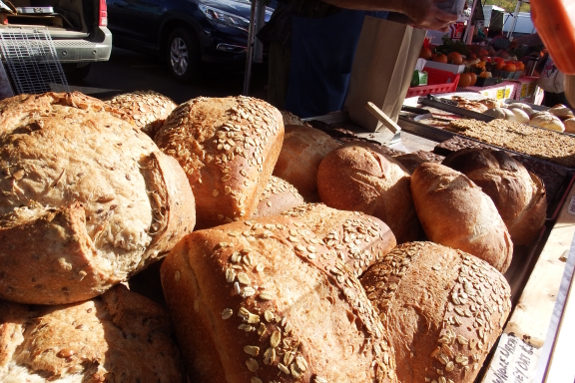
[243,0,261,96]
[463,0,480,44]
[507,0,522,39]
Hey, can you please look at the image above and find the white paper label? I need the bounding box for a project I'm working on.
[568,195,575,215]
[482,333,540,383]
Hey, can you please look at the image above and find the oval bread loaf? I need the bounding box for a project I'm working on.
[155,96,284,229]
[530,111,565,132]
[273,125,339,201]
[0,284,184,382]
[410,162,513,272]
[442,149,547,245]
[282,203,397,277]
[0,92,196,305]
[361,241,512,383]
[317,142,421,243]
[160,216,398,383]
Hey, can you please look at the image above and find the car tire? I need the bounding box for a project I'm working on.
[166,28,200,83]
[62,63,91,82]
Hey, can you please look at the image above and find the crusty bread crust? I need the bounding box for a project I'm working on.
[282,203,397,277]
[362,241,511,383]
[161,216,397,383]
[156,96,284,229]
[105,91,178,139]
[252,175,305,218]
[317,142,421,243]
[273,125,339,201]
[0,284,184,382]
[442,149,547,245]
[0,92,196,304]
[411,163,513,272]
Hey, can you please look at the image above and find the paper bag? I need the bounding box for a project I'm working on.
[345,17,426,132]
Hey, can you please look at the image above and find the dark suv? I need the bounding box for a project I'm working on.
[107,0,272,83]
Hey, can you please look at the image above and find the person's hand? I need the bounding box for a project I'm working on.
[402,0,458,32]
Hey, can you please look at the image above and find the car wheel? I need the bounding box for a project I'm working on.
[62,63,91,82]
[166,28,200,83]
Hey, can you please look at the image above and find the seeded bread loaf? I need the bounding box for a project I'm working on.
[0,284,184,382]
[361,241,512,383]
[282,203,397,277]
[106,90,178,139]
[252,175,305,218]
[442,149,547,245]
[155,96,284,229]
[317,142,421,243]
[411,163,513,272]
[273,125,340,201]
[160,216,398,383]
[0,92,196,305]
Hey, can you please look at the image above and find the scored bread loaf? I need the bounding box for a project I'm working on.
[361,241,512,383]
[251,175,305,218]
[317,142,421,243]
[442,149,547,245]
[105,90,178,139]
[282,203,396,277]
[155,96,284,229]
[273,125,340,201]
[529,111,565,132]
[0,92,196,305]
[160,216,398,383]
[0,284,184,382]
[411,162,513,272]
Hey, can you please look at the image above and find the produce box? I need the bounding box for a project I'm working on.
[424,60,466,74]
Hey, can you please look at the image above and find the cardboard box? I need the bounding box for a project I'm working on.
[424,61,466,74]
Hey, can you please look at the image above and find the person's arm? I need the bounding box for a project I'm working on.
[319,0,458,31]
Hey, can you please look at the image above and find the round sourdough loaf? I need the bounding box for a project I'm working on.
[155,96,284,229]
[361,241,512,383]
[442,149,547,245]
[410,162,513,272]
[317,142,421,243]
[160,216,398,383]
[273,125,339,201]
[105,90,178,139]
[549,104,575,120]
[0,284,184,382]
[0,92,196,305]
[251,175,305,218]
[282,203,397,277]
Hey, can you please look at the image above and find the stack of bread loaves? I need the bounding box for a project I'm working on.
[0,91,195,381]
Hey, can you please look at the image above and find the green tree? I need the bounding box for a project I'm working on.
[483,0,531,13]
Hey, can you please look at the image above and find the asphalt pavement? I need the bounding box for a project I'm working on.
[68,47,269,104]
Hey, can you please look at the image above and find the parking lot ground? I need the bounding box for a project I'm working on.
[68,47,269,104]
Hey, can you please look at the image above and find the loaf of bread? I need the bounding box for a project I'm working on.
[411,162,513,272]
[393,150,444,174]
[317,142,421,243]
[251,175,305,218]
[273,125,339,201]
[106,90,178,139]
[155,96,284,229]
[507,102,534,116]
[160,216,398,383]
[549,104,575,120]
[361,241,512,383]
[280,110,311,127]
[0,284,184,382]
[442,149,547,246]
[0,92,196,305]
[282,203,397,276]
[530,111,565,132]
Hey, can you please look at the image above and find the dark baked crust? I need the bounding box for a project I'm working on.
[442,149,547,245]
[252,175,305,218]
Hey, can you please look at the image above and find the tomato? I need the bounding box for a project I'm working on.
[458,73,472,88]
[420,47,433,60]
[433,54,448,63]
[447,52,463,65]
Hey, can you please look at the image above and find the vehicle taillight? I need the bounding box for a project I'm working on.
[99,0,108,27]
